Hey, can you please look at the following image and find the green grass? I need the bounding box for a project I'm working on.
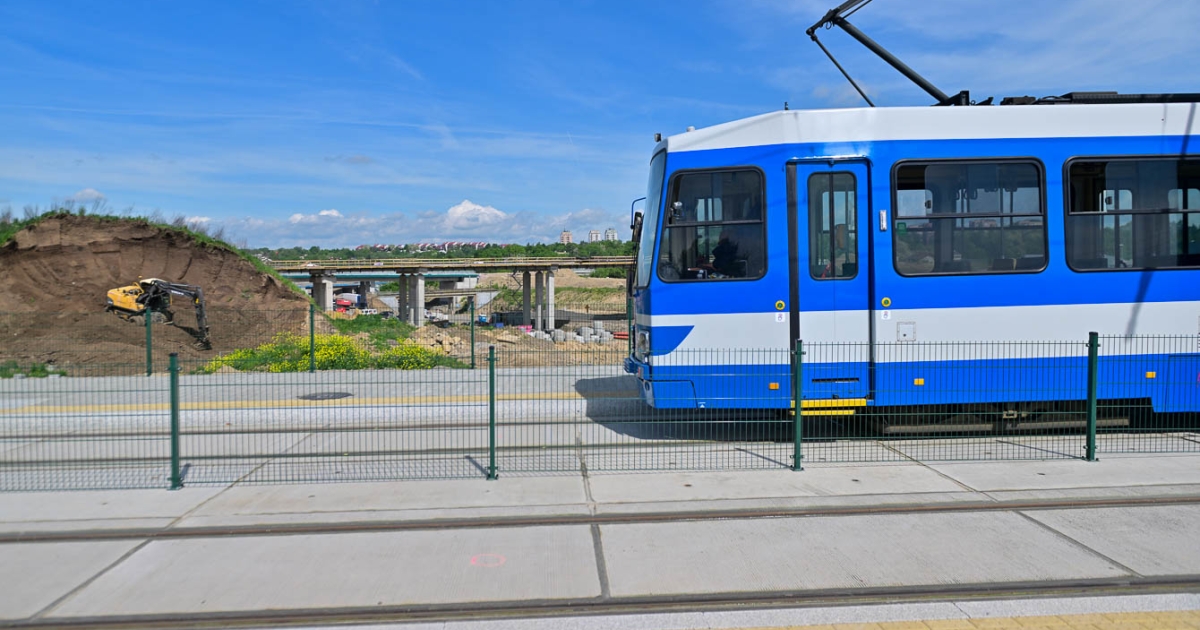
[556,286,624,299]
[194,331,466,374]
[0,361,60,378]
[329,315,416,350]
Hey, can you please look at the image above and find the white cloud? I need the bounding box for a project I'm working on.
[289,208,344,224]
[442,200,507,231]
[185,216,210,224]
[72,187,105,201]
[223,201,630,248]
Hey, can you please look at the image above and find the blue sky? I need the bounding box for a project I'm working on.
[2,0,1198,248]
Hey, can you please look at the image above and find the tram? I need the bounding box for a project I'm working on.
[623,3,1200,416]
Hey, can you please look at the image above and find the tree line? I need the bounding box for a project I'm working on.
[251,239,634,261]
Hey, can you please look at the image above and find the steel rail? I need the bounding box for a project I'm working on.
[4,576,1199,629]
[3,493,1198,545]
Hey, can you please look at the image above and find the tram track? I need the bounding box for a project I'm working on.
[4,575,1200,629]
[3,492,1198,545]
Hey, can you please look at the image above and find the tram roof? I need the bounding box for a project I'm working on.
[662,103,1200,154]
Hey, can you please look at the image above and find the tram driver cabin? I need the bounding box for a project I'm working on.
[624,100,1200,414]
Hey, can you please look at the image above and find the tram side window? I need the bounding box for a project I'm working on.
[892,161,1046,276]
[657,169,766,281]
[1066,158,1200,270]
[809,172,857,279]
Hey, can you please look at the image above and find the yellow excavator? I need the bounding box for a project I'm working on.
[106,278,212,349]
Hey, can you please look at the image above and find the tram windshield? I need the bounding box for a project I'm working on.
[636,151,667,287]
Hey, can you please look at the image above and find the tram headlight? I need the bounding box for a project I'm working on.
[636,330,650,359]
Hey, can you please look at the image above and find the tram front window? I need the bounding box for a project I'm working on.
[657,169,765,282]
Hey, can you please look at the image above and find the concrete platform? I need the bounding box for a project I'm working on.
[1,454,1199,627]
[50,526,601,616]
[601,511,1129,597]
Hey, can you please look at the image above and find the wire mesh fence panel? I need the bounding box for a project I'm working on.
[175,324,488,484]
[0,366,172,490]
[802,341,1090,463]
[1095,335,1200,454]
[0,311,153,377]
[8,310,1200,492]
[495,348,794,475]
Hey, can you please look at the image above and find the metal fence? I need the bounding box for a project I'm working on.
[1,318,1197,490]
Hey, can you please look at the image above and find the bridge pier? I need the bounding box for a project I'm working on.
[547,268,556,331]
[358,281,372,307]
[397,274,408,322]
[407,275,418,326]
[534,271,544,331]
[310,272,335,312]
[522,271,531,327]
[414,271,426,327]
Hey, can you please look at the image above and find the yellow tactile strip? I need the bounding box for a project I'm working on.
[740,610,1200,630]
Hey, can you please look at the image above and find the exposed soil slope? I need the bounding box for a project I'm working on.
[0,215,309,369]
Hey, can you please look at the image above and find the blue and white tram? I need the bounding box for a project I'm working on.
[624,102,1200,414]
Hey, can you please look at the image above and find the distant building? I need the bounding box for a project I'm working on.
[603,228,618,241]
[559,230,573,244]
[587,230,601,242]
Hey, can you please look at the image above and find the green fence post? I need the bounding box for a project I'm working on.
[309,303,316,373]
[470,297,476,370]
[792,339,804,471]
[145,309,153,376]
[487,345,497,479]
[169,353,183,489]
[1086,331,1099,461]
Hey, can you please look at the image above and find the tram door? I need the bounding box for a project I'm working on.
[787,161,872,400]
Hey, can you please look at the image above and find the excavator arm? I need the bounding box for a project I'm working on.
[137,279,211,349]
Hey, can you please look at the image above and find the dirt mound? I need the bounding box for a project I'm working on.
[0,215,309,369]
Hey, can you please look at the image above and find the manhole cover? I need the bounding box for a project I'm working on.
[297,392,353,401]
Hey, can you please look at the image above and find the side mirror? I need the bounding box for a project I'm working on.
[669,201,683,223]
[629,196,646,229]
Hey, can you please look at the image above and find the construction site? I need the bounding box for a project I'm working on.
[0,214,631,373]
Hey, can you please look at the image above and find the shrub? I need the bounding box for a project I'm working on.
[0,361,59,378]
[196,332,455,373]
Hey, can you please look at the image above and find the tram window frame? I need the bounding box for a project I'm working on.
[808,171,859,280]
[656,167,768,283]
[890,158,1048,277]
[1064,156,1200,272]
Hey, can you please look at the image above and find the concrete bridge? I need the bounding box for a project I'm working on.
[269,257,633,328]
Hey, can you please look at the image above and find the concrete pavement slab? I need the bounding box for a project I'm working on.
[592,491,988,515]
[601,511,1129,597]
[0,518,176,534]
[927,454,1200,491]
[0,440,38,454]
[177,503,594,529]
[4,432,312,462]
[953,592,1200,618]
[0,540,142,620]
[0,465,176,492]
[229,456,486,484]
[885,436,1083,461]
[985,483,1200,503]
[0,487,221,524]
[797,440,900,463]
[184,476,587,518]
[51,525,600,616]
[586,466,965,505]
[304,594,1200,630]
[1024,504,1200,576]
[582,444,795,472]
